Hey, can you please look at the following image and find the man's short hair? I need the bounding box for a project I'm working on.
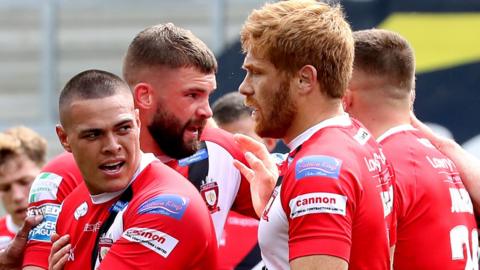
[240,0,353,98]
[59,69,131,125]
[353,29,415,95]
[0,126,47,168]
[123,23,218,86]
[212,92,252,125]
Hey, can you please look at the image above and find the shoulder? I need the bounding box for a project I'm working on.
[29,152,83,204]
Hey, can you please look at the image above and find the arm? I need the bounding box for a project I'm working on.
[0,216,42,270]
[411,113,480,212]
[290,255,348,270]
[233,134,278,217]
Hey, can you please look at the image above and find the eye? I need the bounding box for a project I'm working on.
[118,124,133,133]
[0,185,10,192]
[82,131,100,140]
[186,93,199,99]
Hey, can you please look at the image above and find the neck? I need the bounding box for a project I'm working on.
[139,125,166,157]
[355,105,410,139]
[283,98,344,144]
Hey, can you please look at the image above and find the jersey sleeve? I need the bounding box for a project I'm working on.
[99,192,217,270]
[23,153,82,268]
[282,154,357,262]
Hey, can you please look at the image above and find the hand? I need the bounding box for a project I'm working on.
[0,215,42,270]
[410,111,456,151]
[48,234,70,270]
[233,134,278,217]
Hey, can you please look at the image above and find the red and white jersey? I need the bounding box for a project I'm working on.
[258,114,393,270]
[378,125,478,270]
[177,127,256,241]
[56,153,217,270]
[218,211,263,269]
[23,152,83,268]
[0,215,18,250]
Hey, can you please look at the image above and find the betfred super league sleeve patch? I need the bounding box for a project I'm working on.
[137,194,189,220]
[28,172,63,203]
[27,203,61,242]
[122,227,179,258]
[295,155,342,180]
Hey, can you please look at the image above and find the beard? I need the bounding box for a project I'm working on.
[147,107,206,159]
[251,78,297,139]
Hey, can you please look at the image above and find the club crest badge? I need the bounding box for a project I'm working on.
[200,177,220,213]
[98,237,113,262]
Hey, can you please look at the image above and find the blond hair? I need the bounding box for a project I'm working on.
[0,126,47,167]
[241,0,354,98]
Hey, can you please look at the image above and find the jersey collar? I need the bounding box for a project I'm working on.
[377,124,416,143]
[6,215,19,234]
[288,113,351,151]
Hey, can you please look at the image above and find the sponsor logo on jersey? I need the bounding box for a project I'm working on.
[262,186,280,221]
[353,128,371,145]
[450,187,474,214]
[74,202,88,220]
[137,194,189,220]
[200,177,220,213]
[381,186,394,217]
[84,222,101,232]
[122,227,179,258]
[364,150,387,172]
[28,172,63,203]
[295,155,342,180]
[289,192,347,218]
[68,246,75,261]
[178,148,208,167]
[426,156,456,171]
[27,203,61,242]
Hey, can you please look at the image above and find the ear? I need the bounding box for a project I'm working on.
[343,89,353,111]
[56,124,72,152]
[296,65,317,94]
[133,83,154,109]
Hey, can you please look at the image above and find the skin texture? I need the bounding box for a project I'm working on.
[134,66,216,159]
[0,216,42,270]
[56,92,142,195]
[0,155,39,226]
[238,49,349,268]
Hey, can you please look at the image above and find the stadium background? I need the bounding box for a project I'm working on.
[0,0,479,215]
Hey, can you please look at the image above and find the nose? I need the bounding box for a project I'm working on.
[102,133,122,154]
[11,183,26,203]
[197,101,213,119]
[238,77,252,97]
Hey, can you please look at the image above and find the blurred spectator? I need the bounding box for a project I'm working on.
[213,92,277,153]
[0,126,46,250]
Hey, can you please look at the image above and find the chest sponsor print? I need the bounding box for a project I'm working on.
[295,155,342,180]
[137,194,189,220]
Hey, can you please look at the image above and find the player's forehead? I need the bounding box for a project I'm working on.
[66,94,136,131]
[0,155,38,184]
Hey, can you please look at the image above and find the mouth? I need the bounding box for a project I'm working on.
[99,160,125,174]
[14,208,27,216]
